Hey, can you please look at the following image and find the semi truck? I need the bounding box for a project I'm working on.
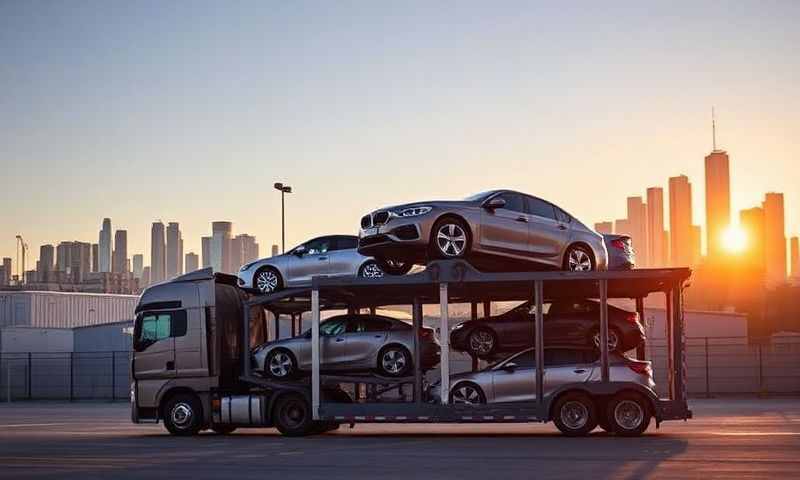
[131,260,692,436]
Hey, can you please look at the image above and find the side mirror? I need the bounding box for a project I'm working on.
[484,197,506,210]
[294,245,307,256]
[502,362,518,372]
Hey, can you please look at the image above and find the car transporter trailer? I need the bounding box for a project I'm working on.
[232,259,692,436]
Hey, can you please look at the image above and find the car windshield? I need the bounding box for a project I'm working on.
[463,190,500,202]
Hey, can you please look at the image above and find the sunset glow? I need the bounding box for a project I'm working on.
[722,225,748,254]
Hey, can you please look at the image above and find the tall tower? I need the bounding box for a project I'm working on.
[151,221,166,283]
[740,207,766,273]
[112,230,128,273]
[166,222,183,279]
[763,193,786,285]
[669,175,694,267]
[791,237,799,278]
[646,187,666,266]
[132,254,144,279]
[626,197,648,266]
[704,110,730,261]
[98,218,112,272]
[210,221,233,273]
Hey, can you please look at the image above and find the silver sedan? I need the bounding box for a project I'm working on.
[252,314,441,379]
[238,235,384,294]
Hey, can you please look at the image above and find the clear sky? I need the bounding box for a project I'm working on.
[1,1,798,271]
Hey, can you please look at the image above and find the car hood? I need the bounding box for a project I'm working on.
[253,336,305,352]
[371,200,478,213]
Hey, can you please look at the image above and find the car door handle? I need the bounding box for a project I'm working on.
[374,335,382,338]
[335,338,345,343]
[166,361,175,371]
[573,369,586,374]
[319,256,328,261]
[558,224,567,230]
[515,216,528,223]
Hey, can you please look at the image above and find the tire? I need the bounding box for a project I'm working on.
[253,267,283,294]
[552,392,598,437]
[375,257,413,276]
[563,245,595,272]
[210,425,237,435]
[272,393,316,437]
[591,327,623,352]
[606,392,652,437]
[265,349,298,379]
[449,382,486,405]
[467,328,497,358]
[377,345,412,377]
[162,393,204,436]
[358,260,385,279]
[430,217,471,259]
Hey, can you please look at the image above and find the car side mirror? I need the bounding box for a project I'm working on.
[294,246,306,256]
[484,197,506,210]
[502,362,518,372]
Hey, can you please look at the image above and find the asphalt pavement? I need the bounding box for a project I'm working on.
[0,398,798,479]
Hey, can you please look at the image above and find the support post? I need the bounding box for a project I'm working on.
[704,337,710,398]
[111,351,116,401]
[27,352,32,400]
[369,306,376,316]
[671,282,686,403]
[69,352,75,402]
[665,289,674,400]
[599,279,609,383]
[483,301,490,319]
[273,313,280,341]
[412,299,423,404]
[534,280,544,405]
[439,283,450,405]
[311,288,320,420]
[635,297,646,360]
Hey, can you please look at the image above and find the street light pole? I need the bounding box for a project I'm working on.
[273,183,292,253]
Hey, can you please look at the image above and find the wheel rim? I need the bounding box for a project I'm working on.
[381,349,407,375]
[560,400,589,430]
[269,352,293,377]
[256,270,279,293]
[593,329,620,351]
[469,330,494,356]
[171,402,194,429]
[361,262,384,278]
[436,224,467,257]
[281,401,307,428]
[568,249,592,271]
[614,400,644,430]
[452,385,482,405]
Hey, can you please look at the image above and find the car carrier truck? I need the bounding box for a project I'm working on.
[131,260,692,436]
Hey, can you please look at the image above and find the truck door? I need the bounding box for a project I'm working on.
[133,311,177,380]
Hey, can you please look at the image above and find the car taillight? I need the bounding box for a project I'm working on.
[610,239,627,250]
[625,312,639,323]
[627,360,652,376]
[419,329,434,340]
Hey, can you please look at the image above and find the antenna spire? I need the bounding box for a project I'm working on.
[712,106,717,151]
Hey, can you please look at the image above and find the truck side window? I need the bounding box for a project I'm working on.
[135,310,187,351]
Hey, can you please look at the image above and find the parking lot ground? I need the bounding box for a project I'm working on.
[0,398,798,480]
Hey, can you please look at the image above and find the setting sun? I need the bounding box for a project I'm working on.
[722,225,748,253]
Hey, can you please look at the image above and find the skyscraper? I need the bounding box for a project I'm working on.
[56,241,91,283]
[763,193,786,284]
[210,221,233,273]
[98,218,112,273]
[791,237,799,278]
[132,254,144,280]
[626,196,648,266]
[1,258,11,285]
[142,266,151,288]
[614,219,630,237]
[38,245,55,275]
[112,230,128,273]
[185,252,199,273]
[669,175,694,267]
[705,149,731,260]
[231,234,259,270]
[646,187,666,266]
[151,221,166,283]
[201,237,212,268]
[91,244,99,272]
[271,245,279,257]
[690,225,702,266]
[740,207,766,273]
[166,222,183,279]
[594,222,613,235]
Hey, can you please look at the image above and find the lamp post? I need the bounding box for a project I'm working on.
[273,183,292,253]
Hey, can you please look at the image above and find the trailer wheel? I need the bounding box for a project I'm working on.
[210,425,237,435]
[273,394,315,437]
[552,392,597,437]
[606,391,651,436]
[163,393,204,436]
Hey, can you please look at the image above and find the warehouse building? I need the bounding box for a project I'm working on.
[0,291,137,329]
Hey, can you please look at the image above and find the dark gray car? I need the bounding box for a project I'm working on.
[358,190,607,274]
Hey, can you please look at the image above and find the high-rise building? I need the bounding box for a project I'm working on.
[669,175,694,267]
[2,258,11,285]
[91,243,99,272]
[112,230,128,273]
[98,218,112,273]
[151,221,166,283]
[594,222,613,235]
[614,219,630,237]
[132,254,144,280]
[690,225,702,266]
[185,252,199,273]
[740,207,766,273]
[705,149,731,260]
[271,245,279,257]
[56,241,92,283]
[626,196,648,266]
[231,234,259,271]
[201,237,212,268]
[38,245,55,274]
[142,266,151,288]
[646,187,666,266]
[791,237,799,278]
[166,222,184,279]
[763,193,786,284]
[210,221,233,273]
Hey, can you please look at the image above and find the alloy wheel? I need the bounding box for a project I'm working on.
[560,400,589,430]
[567,249,593,271]
[614,400,644,431]
[360,262,384,278]
[436,224,467,257]
[269,352,293,378]
[451,384,483,405]
[256,270,279,294]
[469,330,495,356]
[381,349,408,375]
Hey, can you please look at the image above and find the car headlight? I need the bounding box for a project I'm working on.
[452,323,464,330]
[390,206,432,218]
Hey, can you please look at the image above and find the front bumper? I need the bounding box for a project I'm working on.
[358,214,432,262]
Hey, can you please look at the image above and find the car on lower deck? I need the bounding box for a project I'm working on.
[450,299,645,358]
[252,314,440,379]
[357,189,608,274]
[238,235,385,294]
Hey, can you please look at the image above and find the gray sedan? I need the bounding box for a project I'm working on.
[252,314,441,379]
[238,235,384,294]
[358,190,608,274]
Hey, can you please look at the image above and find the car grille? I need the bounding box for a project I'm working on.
[373,211,390,225]
[361,215,372,228]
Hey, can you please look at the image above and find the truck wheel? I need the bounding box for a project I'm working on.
[606,392,651,436]
[273,393,315,437]
[552,392,597,437]
[163,393,204,436]
[210,425,237,435]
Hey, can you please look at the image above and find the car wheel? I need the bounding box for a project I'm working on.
[266,349,297,379]
[375,258,413,276]
[563,245,595,272]
[162,393,204,436]
[591,327,622,352]
[358,260,385,279]
[450,382,486,405]
[606,392,652,437]
[273,394,316,437]
[377,345,412,377]
[552,392,598,437]
[431,217,470,259]
[254,267,283,294]
[210,425,237,435]
[467,328,497,358]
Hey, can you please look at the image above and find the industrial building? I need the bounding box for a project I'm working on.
[0,291,137,329]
